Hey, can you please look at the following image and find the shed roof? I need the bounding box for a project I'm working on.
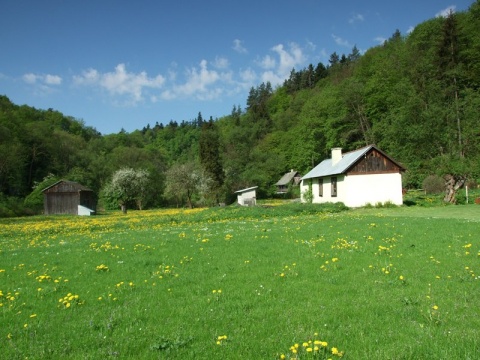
[302,145,404,180]
[275,170,301,186]
[42,180,93,193]
[234,186,258,194]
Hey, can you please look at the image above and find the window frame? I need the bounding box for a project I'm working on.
[331,177,337,197]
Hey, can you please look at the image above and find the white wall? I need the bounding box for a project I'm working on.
[301,176,345,203]
[237,189,257,205]
[301,173,403,207]
[343,173,403,207]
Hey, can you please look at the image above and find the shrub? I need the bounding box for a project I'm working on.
[422,175,444,194]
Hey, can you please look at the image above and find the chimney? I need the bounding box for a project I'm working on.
[331,148,342,165]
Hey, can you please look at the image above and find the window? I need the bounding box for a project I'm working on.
[319,178,323,197]
[331,177,337,197]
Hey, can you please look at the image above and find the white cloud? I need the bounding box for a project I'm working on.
[349,13,365,24]
[407,26,415,34]
[272,43,305,77]
[160,60,231,101]
[254,42,307,87]
[23,73,62,85]
[306,40,316,52]
[44,74,62,85]
[261,71,284,86]
[213,56,229,69]
[239,68,257,84]
[374,36,387,44]
[73,69,99,85]
[436,5,456,17]
[258,55,276,69]
[233,39,247,54]
[23,73,38,84]
[332,34,352,48]
[73,64,165,105]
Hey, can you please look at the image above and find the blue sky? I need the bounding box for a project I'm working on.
[0,0,474,134]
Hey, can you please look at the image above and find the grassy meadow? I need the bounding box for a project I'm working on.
[1,203,479,359]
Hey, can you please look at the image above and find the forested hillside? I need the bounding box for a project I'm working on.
[1,1,479,215]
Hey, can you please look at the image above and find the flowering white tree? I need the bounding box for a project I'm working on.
[103,167,150,213]
[164,162,212,208]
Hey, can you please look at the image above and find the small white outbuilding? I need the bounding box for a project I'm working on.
[235,186,258,206]
[300,145,405,207]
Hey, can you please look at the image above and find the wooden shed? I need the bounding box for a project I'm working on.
[42,180,96,215]
[275,170,302,194]
[235,186,258,206]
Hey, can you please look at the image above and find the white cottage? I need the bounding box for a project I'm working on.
[300,146,405,207]
[235,186,258,206]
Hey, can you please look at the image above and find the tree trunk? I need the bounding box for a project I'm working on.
[444,174,466,203]
[121,204,127,214]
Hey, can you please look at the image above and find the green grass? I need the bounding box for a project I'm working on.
[1,204,479,359]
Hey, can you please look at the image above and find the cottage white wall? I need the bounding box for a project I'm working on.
[301,176,345,203]
[343,173,403,207]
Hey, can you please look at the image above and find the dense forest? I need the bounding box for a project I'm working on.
[1,2,479,216]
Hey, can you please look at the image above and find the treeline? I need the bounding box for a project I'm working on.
[1,1,479,215]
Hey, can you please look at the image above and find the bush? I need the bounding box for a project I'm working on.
[0,195,32,217]
[302,188,313,203]
[23,174,60,213]
[422,175,444,194]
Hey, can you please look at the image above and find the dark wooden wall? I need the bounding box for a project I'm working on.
[347,149,402,175]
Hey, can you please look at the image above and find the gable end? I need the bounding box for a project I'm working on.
[346,148,402,175]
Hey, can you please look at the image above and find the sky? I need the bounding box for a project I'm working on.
[0,0,475,134]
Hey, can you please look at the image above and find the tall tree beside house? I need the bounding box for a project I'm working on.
[199,119,224,205]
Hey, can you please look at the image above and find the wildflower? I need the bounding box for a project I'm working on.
[399,275,404,281]
[432,305,439,310]
[216,335,227,345]
[29,314,37,318]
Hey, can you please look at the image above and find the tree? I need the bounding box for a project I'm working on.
[328,52,340,67]
[199,120,224,205]
[348,45,361,63]
[102,168,150,213]
[164,162,212,208]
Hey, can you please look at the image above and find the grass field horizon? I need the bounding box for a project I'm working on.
[1,203,479,359]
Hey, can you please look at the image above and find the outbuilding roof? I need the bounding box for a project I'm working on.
[42,180,93,193]
[275,170,301,186]
[302,145,404,180]
[234,186,258,194]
